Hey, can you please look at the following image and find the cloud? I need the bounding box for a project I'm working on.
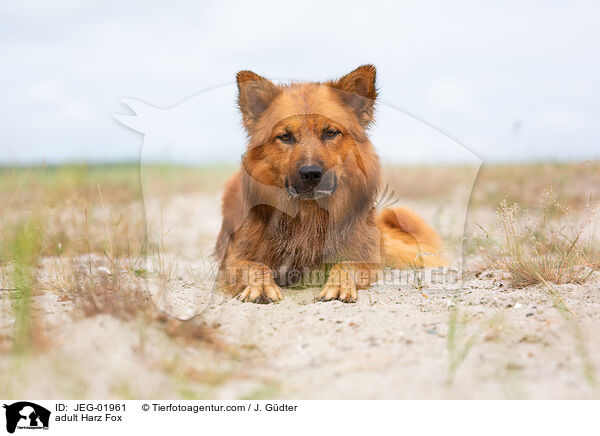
[2,0,600,164]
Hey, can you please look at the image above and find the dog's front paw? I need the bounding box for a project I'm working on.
[237,283,283,304]
[318,282,357,303]
[318,264,358,303]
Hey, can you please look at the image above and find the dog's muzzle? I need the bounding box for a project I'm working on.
[285,168,337,200]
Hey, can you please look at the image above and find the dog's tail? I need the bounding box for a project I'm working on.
[375,206,447,268]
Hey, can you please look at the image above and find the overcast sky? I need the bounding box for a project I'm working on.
[1,0,599,165]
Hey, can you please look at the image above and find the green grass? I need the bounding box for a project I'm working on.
[2,215,44,355]
[0,163,142,207]
[446,296,481,384]
[0,163,237,210]
[544,282,597,388]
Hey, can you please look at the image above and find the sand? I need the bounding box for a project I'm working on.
[1,190,599,399]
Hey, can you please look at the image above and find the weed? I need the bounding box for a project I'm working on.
[1,215,43,355]
[407,251,427,296]
[447,295,481,384]
[543,282,597,387]
[476,188,598,288]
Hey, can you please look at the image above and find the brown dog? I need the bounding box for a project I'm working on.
[214,65,446,303]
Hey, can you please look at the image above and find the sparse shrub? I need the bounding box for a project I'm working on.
[67,256,153,320]
[479,188,598,288]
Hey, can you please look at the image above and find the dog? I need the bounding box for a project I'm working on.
[214,65,446,303]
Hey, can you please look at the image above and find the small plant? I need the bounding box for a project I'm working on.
[478,188,598,288]
[543,282,597,387]
[406,251,427,296]
[446,296,481,384]
[2,215,44,355]
[67,257,152,321]
[149,233,180,281]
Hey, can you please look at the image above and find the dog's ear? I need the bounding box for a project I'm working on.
[329,65,377,127]
[236,70,280,129]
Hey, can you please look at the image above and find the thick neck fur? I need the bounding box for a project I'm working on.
[249,190,375,276]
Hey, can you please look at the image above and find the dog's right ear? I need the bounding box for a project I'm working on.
[236,71,280,129]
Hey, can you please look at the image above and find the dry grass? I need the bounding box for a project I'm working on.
[474,188,599,288]
[64,256,151,320]
[141,164,236,197]
[385,160,600,210]
[0,164,217,354]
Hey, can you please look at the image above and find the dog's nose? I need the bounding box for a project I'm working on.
[298,165,323,183]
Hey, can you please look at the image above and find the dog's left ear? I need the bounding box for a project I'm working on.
[329,65,378,127]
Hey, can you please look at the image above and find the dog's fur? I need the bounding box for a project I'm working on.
[214,65,446,303]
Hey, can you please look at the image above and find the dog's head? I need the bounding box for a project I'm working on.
[237,65,382,212]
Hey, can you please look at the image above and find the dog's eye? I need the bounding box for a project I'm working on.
[277,133,294,144]
[323,129,339,140]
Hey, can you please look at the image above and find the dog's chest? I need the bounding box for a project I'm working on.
[263,209,340,269]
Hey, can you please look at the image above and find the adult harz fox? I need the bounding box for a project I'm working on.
[214,65,446,303]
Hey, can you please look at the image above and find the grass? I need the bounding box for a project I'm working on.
[543,282,597,388]
[446,295,481,384]
[0,164,233,399]
[0,164,218,370]
[2,215,44,355]
[406,251,428,296]
[149,228,180,282]
[66,258,152,320]
[385,160,600,210]
[474,187,599,288]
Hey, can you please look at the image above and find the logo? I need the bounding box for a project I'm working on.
[3,402,50,434]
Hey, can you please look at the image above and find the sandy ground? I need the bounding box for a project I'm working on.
[2,190,599,399]
[145,191,600,399]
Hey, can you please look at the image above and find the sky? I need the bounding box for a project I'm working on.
[1,0,599,165]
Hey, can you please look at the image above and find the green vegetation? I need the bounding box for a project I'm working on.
[446,296,481,384]
[2,216,43,355]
